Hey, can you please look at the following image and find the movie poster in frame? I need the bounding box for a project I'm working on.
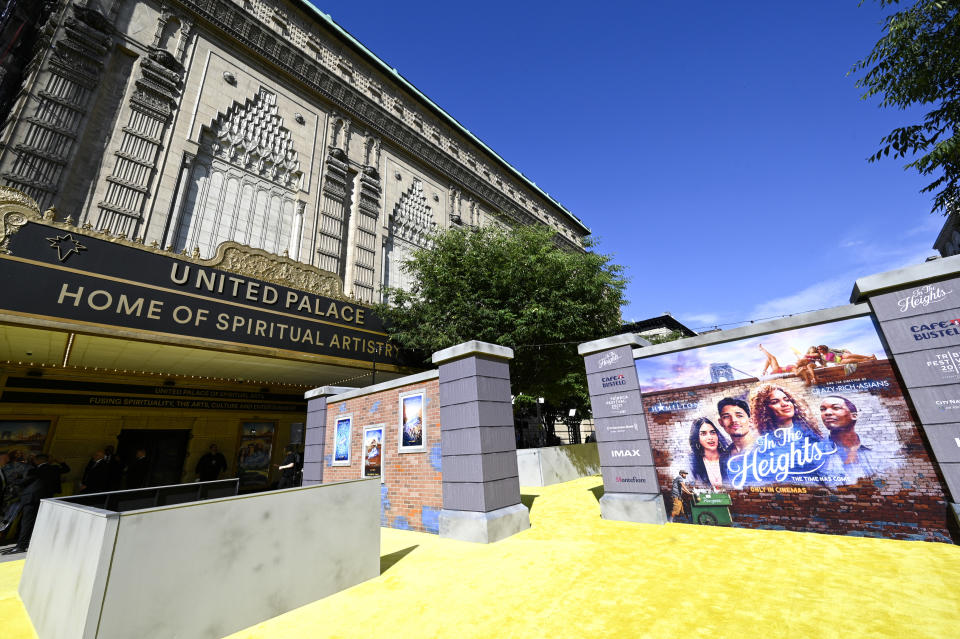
[0,419,54,457]
[634,315,951,540]
[237,421,275,490]
[398,390,426,452]
[362,425,384,481]
[333,415,352,465]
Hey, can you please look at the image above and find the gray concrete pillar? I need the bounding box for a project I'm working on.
[432,341,530,543]
[853,256,960,524]
[578,334,666,524]
[302,386,356,485]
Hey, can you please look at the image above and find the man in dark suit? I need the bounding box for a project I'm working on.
[80,450,108,494]
[196,444,228,482]
[2,454,69,554]
[126,448,150,488]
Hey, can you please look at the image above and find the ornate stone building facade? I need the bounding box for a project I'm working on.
[0,0,589,304]
[0,0,590,497]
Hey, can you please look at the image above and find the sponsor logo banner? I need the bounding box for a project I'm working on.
[594,415,649,442]
[890,348,960,388]
[903,385,960,425]
[586,365,639,397]
[600,465,660,494]
[592,389,644,419]
[920,423,960,463]
[598,441,654,466]
[583,345,633,375]
[877,308,960,355]
[869,277,960,321]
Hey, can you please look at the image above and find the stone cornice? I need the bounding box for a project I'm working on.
[169,0,587,241]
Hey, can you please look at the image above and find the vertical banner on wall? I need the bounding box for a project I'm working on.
[238,422,276,490]
[363,425,384,481]
[399,391,425,452]
[333,416,352,466]
[635,316,951,541]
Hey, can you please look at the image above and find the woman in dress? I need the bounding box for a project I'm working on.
[688,417,732,490]
[759,343,795,376]
[816,345,876,366]
[792,346,822,386]
[748,383,823,441]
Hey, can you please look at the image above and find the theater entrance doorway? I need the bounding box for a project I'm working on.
[117,429,191,487]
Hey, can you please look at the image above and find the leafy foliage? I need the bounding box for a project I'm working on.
[853,0,960,214]
[375,225,627,410]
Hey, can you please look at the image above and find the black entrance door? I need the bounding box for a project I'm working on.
[116,429,190,488]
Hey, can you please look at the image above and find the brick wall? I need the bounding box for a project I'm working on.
[322,378,443,533]
[644,360,953,542]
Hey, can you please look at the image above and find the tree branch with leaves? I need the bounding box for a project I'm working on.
[854,0,960,214]
[375,224,627,412]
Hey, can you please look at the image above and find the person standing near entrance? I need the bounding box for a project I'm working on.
[276,445,300,489]
[80,450,108,494]
[196,444,228,482]
[670,469,693,522]
[126,448,150,488]
[2,454,69,554]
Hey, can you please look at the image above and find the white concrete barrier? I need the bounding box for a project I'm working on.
[20,479,380,639]
[517,443,600,486]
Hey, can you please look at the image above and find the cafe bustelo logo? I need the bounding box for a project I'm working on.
[601,374,627,389]
[910,319,960,341]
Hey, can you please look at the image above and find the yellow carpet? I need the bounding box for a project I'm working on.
[4,476,960,638]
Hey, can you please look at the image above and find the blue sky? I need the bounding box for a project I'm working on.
[312,1,940,331]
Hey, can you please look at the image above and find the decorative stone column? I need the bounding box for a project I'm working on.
[302,386,356,486]
[578,334,665,524]
[852,255,960,523]
[432,341,530,543]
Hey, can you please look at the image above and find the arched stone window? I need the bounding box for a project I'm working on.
[173,88,303,259]
[383,178,435,295]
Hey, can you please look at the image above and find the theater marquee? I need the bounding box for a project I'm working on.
[0,195,401,369]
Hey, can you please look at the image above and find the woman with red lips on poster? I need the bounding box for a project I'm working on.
[729,383,836,486]
[688,417,732,490]
[750,384,823,442]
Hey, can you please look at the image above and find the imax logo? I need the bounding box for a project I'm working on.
[611,449,644,458]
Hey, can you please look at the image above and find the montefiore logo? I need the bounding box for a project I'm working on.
[597,351,621,369]
[601,374,627,388]
[910,319,960,341]
[615,476,646,483]
[898,284,952,313]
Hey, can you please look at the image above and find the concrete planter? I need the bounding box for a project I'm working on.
[19,479,380,639]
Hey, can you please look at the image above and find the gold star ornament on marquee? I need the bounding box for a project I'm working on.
[46,233,87,262]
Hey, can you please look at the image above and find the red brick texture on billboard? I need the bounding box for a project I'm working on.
[322,378,442,533]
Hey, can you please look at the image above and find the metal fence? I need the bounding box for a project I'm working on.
[55,479,239,513]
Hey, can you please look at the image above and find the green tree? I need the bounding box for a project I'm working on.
[854,0,960,214]
[375,225,627,411]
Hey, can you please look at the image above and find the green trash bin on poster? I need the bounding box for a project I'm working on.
[691,492,733,526]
